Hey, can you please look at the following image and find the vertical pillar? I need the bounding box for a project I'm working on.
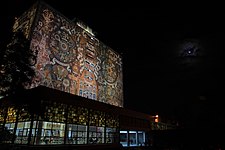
[64,104,68,144]
[87,108,90,144]
[12,107,19,144]
[136,131,138,146]
[35,120,43,145]
[104,113,106,144]
[27,112,34,145]
[127,130,130,147]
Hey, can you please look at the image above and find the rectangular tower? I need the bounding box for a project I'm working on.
[12,1,124,107]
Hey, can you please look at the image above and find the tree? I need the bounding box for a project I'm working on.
[0,30,37,97]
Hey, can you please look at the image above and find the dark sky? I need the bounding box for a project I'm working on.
[2,0,225,126]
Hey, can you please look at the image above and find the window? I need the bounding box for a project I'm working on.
[120,130,146,147]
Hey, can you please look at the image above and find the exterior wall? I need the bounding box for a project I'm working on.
[13,1,123,108]
[12,2,38,38]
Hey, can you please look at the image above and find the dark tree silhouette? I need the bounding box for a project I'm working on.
[0,30,37,97]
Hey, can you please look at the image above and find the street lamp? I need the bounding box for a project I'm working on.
[154,115,159,123]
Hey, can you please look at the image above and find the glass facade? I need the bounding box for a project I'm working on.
[14,121,32,144]
[67,124,87,144]
[1,100,119,145]
[120,130,146,147]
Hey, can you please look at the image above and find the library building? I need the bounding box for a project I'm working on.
[0,1,152,149]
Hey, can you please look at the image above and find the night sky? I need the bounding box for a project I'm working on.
[2,0,225,127]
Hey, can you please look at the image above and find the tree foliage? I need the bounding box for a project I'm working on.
[0,30,37,97]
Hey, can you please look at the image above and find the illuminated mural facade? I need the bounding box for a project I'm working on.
[13,2,123,107]
[1,2,151,147]
[12,3,37,38]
